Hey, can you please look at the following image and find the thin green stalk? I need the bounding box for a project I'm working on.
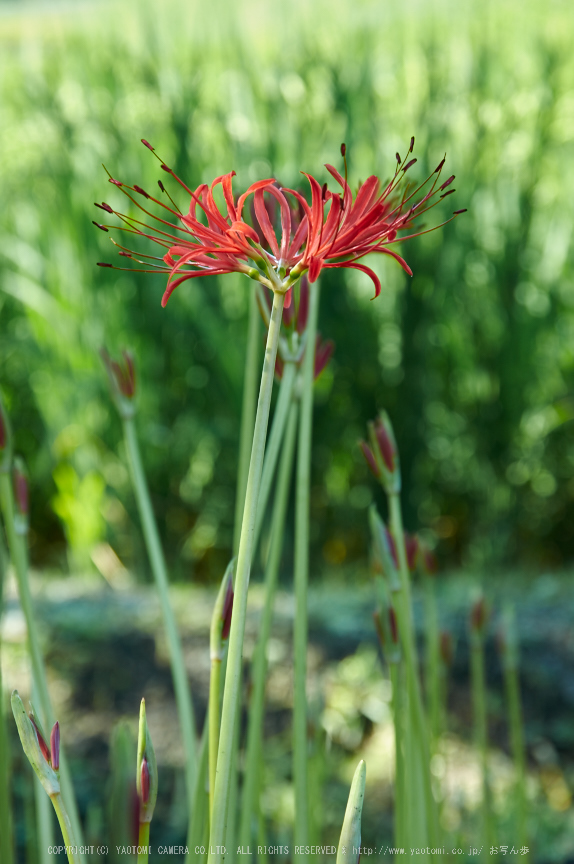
[208,288,285,864]
[0,532,14,864]
[471,629,493,863]
[123,418,197,804]
[187,720,209,862]
[388,492,438,858]
[137,820,150,864]
[293,278,320,861]
[51,792,81,864]
[504,660,527,858]
[424,577,440,749]
[240,396,298,848]
[209,657,222,823]
[36,778,54,864]
[234,287,261,555]
[253,360,297,550]
[0,474,85,862]
[390,661,405,848]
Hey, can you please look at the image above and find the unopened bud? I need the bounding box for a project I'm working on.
[388,606,398,644]
[136,699,158,823]
[211,560,235,660]
[368,507,400,592]
[50,722,60,772]
[29,713,50,764]
[367,411,401,494]
[470,595,488,635]
[11,691,60,797]
[360,440,380,478]
[101,349,137,419]
[336,760,366,864]
[314,335,334,380]
[0,395,12,473]
[13,457,29,535]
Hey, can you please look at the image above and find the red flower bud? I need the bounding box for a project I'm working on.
[375,417,395,473]
[360,440,380,478]
[389,606,399,645]
[29,715,50,764]
[221,576,234,641]
[314,335,334,380]
[50,722,60,771]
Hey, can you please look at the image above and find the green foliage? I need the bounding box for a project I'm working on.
[1,0,573,577]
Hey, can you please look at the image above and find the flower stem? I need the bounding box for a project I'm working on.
[123,417,197,804]
[293,278,320,861]
[187,721,209,862]
[0,533,15,864]
[240,394,299,848]
[208,288,285,864]
[234,288,261,554]
[0,473,85,862]
[137,821,150,864]
[50,792,81,864]
[209,655,222,823]
[471,625,493,863]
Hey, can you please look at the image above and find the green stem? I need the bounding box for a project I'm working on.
[234,288,261,555]
[208,288,285,864]
[0,533,15,864]
[187,719,209,862]
[293,278,320,861]
[123,418,197,804]
[209,658,222,823]
[137,821,151,864]
[390,661,405,848]
[0,473,85,862]
[51,792,81,864]
[253,360,297,551]
[504,659,527,859]
[240,395,298,848]
[424,577,440,750]
[388,492,438,857]
[471,631,493,863]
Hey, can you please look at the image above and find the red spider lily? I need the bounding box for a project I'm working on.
[284,139,465,298]
[95,139,463,305]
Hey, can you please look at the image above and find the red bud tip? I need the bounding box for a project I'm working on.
[221,577,234,641]
[29,715,50,764]
[140,758,150,804]
[158,180,166,193]
[375,417,395,473]
[439,631,454,666]
[440,175,455,191]
[470,597,488,633]
[133,185,150,199]
[50,722,60,771]
[359,440,380,478]
[340,142,346,157]
[141,139,154,151]
[97,262,113,267]
[314,336,334,379]
[409,136,415,152]
[403,158,417,172]
[389,606,398,644]
[435,157,446,173]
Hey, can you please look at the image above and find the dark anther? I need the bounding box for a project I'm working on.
[440,189,455,199]
[434,157,446,173]
[440,175,455,191]
[409,136,415,153]
[92,221,108,232]
[453,209,467,215]
[141,139,154,151]
[161,164,171,173]
[396,153,401,165]
[158,180,166,192]
[94,202,114,213]
[403,159,417,172]
[340,143,346,157]
[119,251,132,257]
[97,262,113,267]
[133,185,150,198]
[109,178,123,187]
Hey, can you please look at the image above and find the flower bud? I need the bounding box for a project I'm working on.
[359,440,380,479]
[101,349,137,419]
[136,698,158,823]
[50,722,60,773]
[469,595,488,636]
[11,691,60,797]
[367,411,401,494]
[211,559,235,660]
[13,457,29,535]
[336,760,366,864]
[313,335,334,380]
[368,507,400,592]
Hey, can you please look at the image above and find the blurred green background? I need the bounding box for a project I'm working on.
[1,0,574,582]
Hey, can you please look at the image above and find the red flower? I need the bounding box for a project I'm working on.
[96,139,463,305]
